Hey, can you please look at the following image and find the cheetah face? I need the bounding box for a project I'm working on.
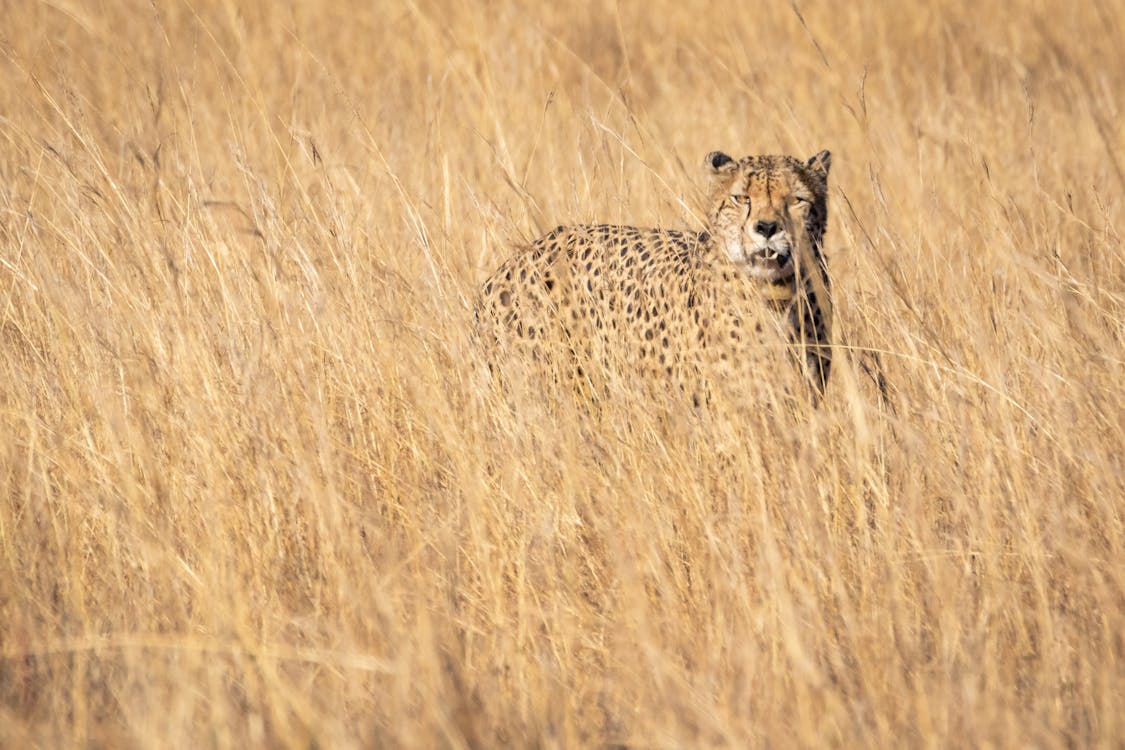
[704,150,831,282]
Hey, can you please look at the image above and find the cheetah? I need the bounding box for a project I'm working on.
[475,150,833,407]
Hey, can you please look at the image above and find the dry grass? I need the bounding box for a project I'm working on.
[1,0,1123,746]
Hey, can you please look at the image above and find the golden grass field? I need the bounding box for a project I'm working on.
[2,0,1123,746]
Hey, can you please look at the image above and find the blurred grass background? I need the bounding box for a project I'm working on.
[1,0,1122,746]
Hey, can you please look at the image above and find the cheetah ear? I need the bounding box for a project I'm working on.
[806,150,832,177]
[704,151,737,177]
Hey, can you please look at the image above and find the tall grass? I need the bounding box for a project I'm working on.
[1,0,1122,746]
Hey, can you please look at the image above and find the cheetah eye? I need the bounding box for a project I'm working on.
[790,195,811,206]
[729,194,751,207]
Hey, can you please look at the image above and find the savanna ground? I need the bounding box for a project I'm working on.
[1,0,1123,747]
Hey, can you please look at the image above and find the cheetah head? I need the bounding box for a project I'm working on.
[704,150,831,282]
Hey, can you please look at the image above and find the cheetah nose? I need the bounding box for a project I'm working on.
[754,220,780,238]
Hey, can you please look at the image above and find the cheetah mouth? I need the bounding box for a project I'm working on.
[749,247,791,267]
[741,245,794,281]
[755,248,790,263]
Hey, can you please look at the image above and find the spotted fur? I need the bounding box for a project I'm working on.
[475,150,833,406]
